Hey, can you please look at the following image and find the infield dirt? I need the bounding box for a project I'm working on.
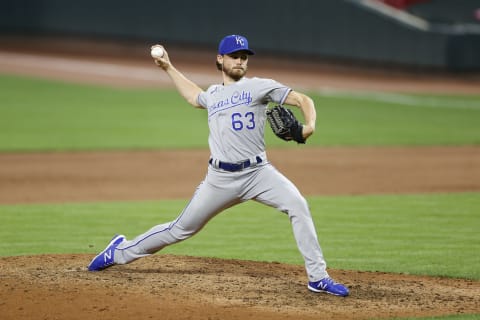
[0,36,479,320]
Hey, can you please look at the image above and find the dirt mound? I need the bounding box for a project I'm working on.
[1,254,478,320]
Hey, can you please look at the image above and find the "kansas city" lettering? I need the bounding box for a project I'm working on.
[209,90,253,112]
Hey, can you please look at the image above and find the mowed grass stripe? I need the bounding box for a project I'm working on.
[1,74,479,150]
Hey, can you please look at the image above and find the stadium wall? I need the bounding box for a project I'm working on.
[0,0,479,71]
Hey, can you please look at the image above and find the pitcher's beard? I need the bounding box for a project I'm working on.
[224,66,247,81]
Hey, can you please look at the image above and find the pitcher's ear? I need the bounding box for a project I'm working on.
[216,54,224,71]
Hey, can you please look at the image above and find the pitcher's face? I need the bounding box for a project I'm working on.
[218,51,249,81]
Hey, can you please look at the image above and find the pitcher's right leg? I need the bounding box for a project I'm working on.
[114,178,240,265]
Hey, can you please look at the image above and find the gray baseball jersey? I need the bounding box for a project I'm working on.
[114,77,329,282]
[199,77,289,162]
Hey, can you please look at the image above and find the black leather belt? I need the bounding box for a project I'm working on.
[209,156,263,172]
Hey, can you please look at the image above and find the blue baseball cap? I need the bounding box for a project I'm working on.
[218,35,255,55]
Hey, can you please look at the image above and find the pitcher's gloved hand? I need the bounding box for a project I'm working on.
[266,105,305,144]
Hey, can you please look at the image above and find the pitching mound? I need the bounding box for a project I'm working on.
[1,254,479,320]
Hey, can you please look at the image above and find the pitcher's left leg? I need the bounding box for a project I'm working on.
[245,165,328,281]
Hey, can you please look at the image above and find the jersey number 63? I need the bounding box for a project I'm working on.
[232,112,255,131]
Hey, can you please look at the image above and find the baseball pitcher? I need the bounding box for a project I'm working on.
[88,34,349,296]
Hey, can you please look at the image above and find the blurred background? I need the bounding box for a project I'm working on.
[1,0,480,72]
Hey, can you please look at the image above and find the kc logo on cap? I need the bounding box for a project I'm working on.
[235,36,245,46]
[218,35,255,55]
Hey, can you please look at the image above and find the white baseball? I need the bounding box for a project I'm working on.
[151,47,164,59]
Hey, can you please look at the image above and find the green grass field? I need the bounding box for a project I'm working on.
[1,74,479,151]
[1,193,479,280]
[1,74,479,319]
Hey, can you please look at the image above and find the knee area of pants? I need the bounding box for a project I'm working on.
[286,198,311,217]
[289,196,309,211]
[170,226,197,241]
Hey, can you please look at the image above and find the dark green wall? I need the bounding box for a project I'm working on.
[1,0,479,71]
